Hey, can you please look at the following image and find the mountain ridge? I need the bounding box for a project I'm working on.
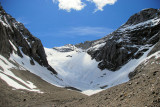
[0,4,57,74]
[75,8,160,71]
[0,4,160,106]
[43,8,160,95]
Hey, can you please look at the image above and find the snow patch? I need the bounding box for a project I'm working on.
[120,17,160,32]
[82,89,102,96]
[10,48,66,88]
[0,16,9,27]
[45,45,154,95]
[88,42,106,51]
[9,40,17,51]
[0,54,42,93]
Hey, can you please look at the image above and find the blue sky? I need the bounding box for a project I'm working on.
[1,0,159,48]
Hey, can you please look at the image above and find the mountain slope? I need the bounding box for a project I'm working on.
[45,43,154,95]
[0,4,86,107]
[44,8,160,95]
[77,8,160,71]
[0,5,56,74]
[0,4,160,106]
[63,50,160,107]
[0,4,63,91]
[0,68,86,107]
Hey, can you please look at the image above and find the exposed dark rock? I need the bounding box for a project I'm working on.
[30,59,35,65]
[77,8,160,71]
[0,22,12,58]
[65,87,82,92]
[0,4,57,74]
[66,55,72,57]
[125,8,159,25]
[128,70,139,79]
[148,33,160,56]
[75,41,93,50]
[100,85,108,89]
[53,44,75,52]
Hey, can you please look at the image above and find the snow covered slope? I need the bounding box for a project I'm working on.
[0,6,160,97]
[0,54,41,93]
[1,42,153,96]
[44,8,160,95]
[0,5,60,94]
[0,46,65,93]
[44,44,154,95]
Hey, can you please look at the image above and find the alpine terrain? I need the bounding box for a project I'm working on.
[0,3,160,107]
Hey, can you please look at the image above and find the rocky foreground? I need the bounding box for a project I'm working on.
[64,49,160,107]
[0,51,159,107]
[0,69,86,107]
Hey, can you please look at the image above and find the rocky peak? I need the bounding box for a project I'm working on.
[85,8,160,71]
[53,8,160,72]
[125,8,160,25]
[75,41,93,50]
[0,4,57,74]
[53,44,81,52]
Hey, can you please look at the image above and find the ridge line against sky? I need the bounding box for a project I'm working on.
[1,0,159,48]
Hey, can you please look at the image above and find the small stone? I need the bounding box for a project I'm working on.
[152,91,155,94]
[153,71,158,76]
[120,94,123,97]
[128,82,132,85]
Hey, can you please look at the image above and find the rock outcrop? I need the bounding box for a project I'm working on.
[0,4,57,74]
[76,8,160,71]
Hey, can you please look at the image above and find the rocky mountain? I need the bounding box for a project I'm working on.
[0,4,86,107]
[0,4,56,74]
[76,8,160,71]
[0,3,160,107]
[44,8,160,95]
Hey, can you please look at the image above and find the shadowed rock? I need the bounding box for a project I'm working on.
[0,4,57,74]
[76,8,160,71]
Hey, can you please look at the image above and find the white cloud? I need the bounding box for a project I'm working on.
[52,0,86,12]
[87,0,117,11]
[61,26,113,37]
[52,0,117,12]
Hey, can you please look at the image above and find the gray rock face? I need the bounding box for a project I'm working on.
[0,5,57,74]
[75,41,93,50]
[53,44,75,52]
[76,8,160,71]
[0,22,12,58]
[148,34,160,56]
[126,8,160,25]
